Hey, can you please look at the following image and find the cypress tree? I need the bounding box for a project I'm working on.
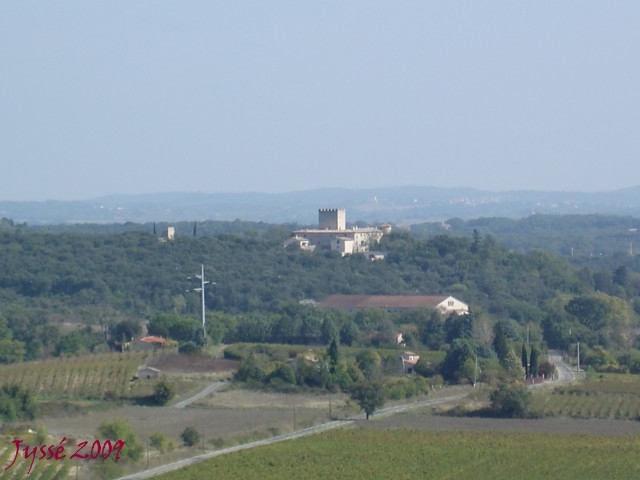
[493,321,509,365]
[530,345,539,378]
[521,342,529,378]
[327,338,339,375]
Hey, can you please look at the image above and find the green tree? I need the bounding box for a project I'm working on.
[339,319,359,347]
[112,320,141,342]
[296,360,331,389]
[181,426,200,447]
[234,354,265,384]
[493,321,509,364]
[417,310,445,349]
[98,419,144,462]
[267,363,296,386]
[521,342,529,377]
[321,317,339,344]
[149,432,169,453]
[565,295,611,331]
[178,341,200,355]
[0,339,26,364]
[350,380,386,419]
[355,349,381,380]
[440,339,475,384]
[530,345,539,377]
[327,338,339,374]
[0,315,12,340]
[490,380,531,418]
[152,380,176,406]
[0,384,37,421]
[445,312,474,343]
[413,357,437,378]
[505,348,525,379]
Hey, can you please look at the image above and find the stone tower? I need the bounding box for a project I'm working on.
[318,208,346,230]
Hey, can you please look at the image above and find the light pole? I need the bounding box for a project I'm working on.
[188,265,213,344]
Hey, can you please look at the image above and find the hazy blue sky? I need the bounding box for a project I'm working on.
[2,2,639,201]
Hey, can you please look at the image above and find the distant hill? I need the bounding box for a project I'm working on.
[1,186,640,225]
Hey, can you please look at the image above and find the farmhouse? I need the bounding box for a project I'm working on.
[315,294,469,316]
[135,366,162,380]
[399,351,420,374]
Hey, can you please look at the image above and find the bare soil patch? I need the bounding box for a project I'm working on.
[41,403,333,448]
[149,353,239,375]
[39,388,349,452]
[195,388,349,410]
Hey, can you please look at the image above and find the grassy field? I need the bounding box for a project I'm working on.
[155,428,640,480]
[6,350,640,479]
[531,373,640,419]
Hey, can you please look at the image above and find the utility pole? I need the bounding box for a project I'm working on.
[188,265,213,344]
[577,341,580,373]
[250,409,254,442]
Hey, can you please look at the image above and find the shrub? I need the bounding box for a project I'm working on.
[490,380,531,418]
[267,363,296,385]
[181,426,200,447]
[537,360,556,379]
[152,380,176,406]
[149,432,169,453]
[178,341,200,355]
[234,355,265,383]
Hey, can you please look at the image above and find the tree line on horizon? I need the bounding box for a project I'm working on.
[0,217,640,373]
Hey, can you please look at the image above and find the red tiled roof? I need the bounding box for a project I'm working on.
[316,294,450,309]
[139,336,167,344]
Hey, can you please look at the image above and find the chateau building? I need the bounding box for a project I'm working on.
[285,208,386,255]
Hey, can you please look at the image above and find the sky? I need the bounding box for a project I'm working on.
[2,2,639,201]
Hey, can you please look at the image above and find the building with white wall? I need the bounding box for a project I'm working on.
[288,209,385,255]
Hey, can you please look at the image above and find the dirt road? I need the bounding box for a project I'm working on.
[172,381,229,409]
[116,393,469,480]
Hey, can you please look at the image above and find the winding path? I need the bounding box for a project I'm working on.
[172,381,229,409]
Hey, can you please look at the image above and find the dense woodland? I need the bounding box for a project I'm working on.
[411,214,640,260]
[1,215,640,376]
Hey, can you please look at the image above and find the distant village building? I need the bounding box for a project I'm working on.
[158,226,176,243]
[287,208,387,256]
[315,294,469,316]
[283,235,316,252]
